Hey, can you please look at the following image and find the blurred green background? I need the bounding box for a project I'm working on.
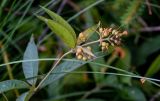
[0,0,160,101]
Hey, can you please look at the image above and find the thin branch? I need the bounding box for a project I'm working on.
[0,42,19,97]
[150,91,160,101]
[82,38,109,47]
[140,26,160,32]
[146,0,152,15]
[34,50,73,91]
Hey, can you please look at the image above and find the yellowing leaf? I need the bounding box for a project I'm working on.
[77,22,100,44]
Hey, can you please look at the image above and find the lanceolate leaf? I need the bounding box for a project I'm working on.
[16,92,29,101]
[0,80,29,93]
[23,35,39,85]
[145,55,160,77]
[40,52,106,88]
[37,16,76,48]
[40,6,76,41]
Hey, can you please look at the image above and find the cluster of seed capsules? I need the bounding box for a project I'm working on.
[76,46,95,61]
[76,27,127,61]
[99,27,128,51]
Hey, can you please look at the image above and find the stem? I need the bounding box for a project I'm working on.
[2,93,9,101]
[34,50,73,91]
[82,38,109,47]
[0,42,19,97]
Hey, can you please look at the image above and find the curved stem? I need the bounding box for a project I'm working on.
[34,50,73,91]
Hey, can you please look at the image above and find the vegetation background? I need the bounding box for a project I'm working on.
[0,0,160,101]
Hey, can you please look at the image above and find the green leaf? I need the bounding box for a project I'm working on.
[145,55,160,77]
[135,35,160,66]
[0,80,29,93]
[79,99,105,101]
[40,6,76,41]
[37,16,76,48]
[40,52,105,88]
[16,92,29,101]
[40,59,85,88]
[121,87,146,101]
[23,35,39,85]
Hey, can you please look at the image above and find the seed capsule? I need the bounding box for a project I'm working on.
[79,33,84,38]
[77,48,82,53]
[112,29,116,34]
[87,46,91,51]
[82,56,87,61]
[102,42,106,47]
[108,28,112,32]
[77,55,83,60]
[87,55,92,59]
[122,31,128,35]
[101,46,106,51]
[99,28,103,33]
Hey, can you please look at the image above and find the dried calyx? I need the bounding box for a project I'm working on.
[76,46,95,61]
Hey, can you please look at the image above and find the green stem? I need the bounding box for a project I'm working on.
[34,50,73,91]
[0,42,19,97]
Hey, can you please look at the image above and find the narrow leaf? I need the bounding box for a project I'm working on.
[0,80,29,93]
[37,16,76,48]
[40,6,76,41]
[77,22,100,44]
[145,55,160,77]
[16,92,29,101]
[23,35,39,85]
[40,52,106,88]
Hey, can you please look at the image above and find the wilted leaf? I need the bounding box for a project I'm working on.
[82,47,96,57]
[83,22,100,39]
[40,6,76,41]
[145,55,160,77]
[0,80,29,93]
[77,22,100,44]
[23,35,39,85]
[37,16,76,48]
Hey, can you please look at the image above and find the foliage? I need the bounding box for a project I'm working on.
[0,0,160,101]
